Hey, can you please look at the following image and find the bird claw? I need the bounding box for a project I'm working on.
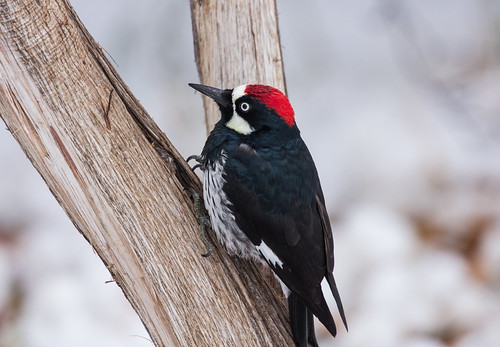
[191,163,202,171]
[187,154,201,163]
[201,247,212,258]
[187,187,213,257]
[187,155,203,172]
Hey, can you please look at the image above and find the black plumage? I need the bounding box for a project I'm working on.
[190,83,347,346]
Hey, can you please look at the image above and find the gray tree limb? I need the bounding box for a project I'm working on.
[0,0,292,346]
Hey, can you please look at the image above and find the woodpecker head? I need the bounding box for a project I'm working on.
[189,83,295,135]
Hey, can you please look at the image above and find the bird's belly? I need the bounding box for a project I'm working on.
[203,158,260,260]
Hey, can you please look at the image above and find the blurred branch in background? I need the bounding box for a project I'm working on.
[376,0,500,265]
[378,0,500,136]
[339,1,500,345]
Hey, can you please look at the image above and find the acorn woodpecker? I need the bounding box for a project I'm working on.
[189,83,347,346]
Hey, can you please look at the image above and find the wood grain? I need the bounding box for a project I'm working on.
[190,0,287,131]
[0,0,292,346]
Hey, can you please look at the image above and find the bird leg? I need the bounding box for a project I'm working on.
[190,188,212,257]
[186,187,213,257]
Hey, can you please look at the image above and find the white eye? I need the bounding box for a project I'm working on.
[239,102,250,112]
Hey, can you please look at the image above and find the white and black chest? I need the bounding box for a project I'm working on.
[202,151,260,259]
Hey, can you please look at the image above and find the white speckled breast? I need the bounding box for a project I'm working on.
[203,151,260,260]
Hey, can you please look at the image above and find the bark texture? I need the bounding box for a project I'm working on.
[190,0,287,131]
[0,0,292,346]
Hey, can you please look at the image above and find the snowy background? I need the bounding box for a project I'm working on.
[1,0,500,346]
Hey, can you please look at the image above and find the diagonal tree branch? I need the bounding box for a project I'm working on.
[0,0,292,346]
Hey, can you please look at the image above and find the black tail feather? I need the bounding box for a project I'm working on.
[288,293,308,347]
[288,274,347,346]
[289,292,331,347]
[326,272,348,331]
[307,309,319,347]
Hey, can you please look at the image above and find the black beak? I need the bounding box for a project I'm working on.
[189,83,232,107]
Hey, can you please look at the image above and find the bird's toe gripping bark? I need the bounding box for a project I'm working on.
[187,154,203,172]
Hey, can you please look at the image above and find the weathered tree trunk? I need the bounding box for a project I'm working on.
[0,0,292,346]
[190,0,287,131]
[189,0,292,341]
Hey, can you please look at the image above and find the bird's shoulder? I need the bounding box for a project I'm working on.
[224,136,319,209]
[222,137,323,242]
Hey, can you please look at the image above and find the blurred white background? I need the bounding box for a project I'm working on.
[1,0,500,346]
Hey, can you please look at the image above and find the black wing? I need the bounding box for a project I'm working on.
[223,140,344,336]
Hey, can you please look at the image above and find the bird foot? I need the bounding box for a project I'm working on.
[187,154,203,172]
[187,187,213,257]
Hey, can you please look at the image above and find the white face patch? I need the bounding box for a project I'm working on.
[232,84,247,103]
[256,241,284,268]
[226,84,254,135]
[226,113,254,135]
